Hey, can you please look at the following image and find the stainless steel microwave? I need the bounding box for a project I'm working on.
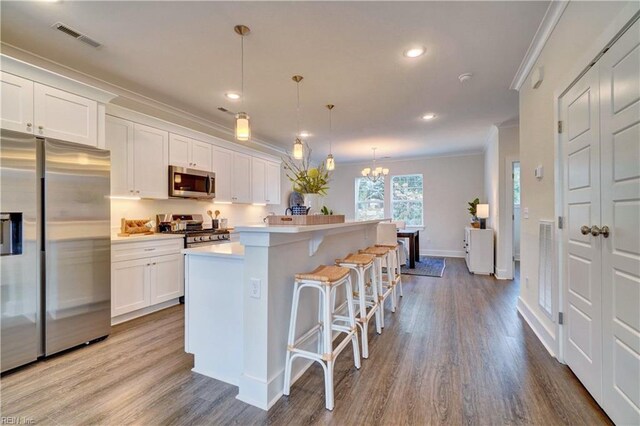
[169,166,215,199]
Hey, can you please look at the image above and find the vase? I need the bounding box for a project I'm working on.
[303,193,323,215]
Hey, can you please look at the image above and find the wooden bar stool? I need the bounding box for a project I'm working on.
[335,253,381,359]
[360,246,396,328]
[283,265,361,411]
[376,242,403,299]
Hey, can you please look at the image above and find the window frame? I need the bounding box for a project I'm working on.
[390,173,424,227]
[354,176,385,222]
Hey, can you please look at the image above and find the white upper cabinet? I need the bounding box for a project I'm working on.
[133,123,168,199]
[34,83,98,147]
[212,146,233,202]
[105,116,134,197]
[0,72,34,134]
[251,158,267,204]
[232,152,252,204]
[169,134,213,171]
[266,161,282,205]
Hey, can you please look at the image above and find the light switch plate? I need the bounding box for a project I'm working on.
[523,207,529,219]
[250,278,261,299]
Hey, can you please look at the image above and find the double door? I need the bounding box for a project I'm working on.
[561,19,639,425]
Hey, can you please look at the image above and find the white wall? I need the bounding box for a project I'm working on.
[517,1,638,355]
[324,153,485,257]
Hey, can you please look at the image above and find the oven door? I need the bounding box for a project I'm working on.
[169,166,215,199]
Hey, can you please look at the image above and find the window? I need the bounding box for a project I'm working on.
[355,177,385,221]
[391,174,423,226]
[513,162,521,206]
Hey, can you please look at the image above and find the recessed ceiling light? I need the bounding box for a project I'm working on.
[422,113,436,120]
[403,47,426,58]
[299,131,310,138]
[225,92,241,100]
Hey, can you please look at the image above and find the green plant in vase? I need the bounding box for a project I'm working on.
[468,197,480,227]
[283,147,330,213]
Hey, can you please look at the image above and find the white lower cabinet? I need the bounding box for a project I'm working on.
[111,238,184,322]
[464,227,494,275]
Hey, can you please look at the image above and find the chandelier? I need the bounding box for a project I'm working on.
[361,148,389,182]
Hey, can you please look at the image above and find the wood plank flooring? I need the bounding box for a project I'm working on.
[1,259,611,425]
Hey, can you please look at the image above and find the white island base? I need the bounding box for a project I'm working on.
[183,220,381,410]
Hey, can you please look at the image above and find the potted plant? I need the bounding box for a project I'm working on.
[468,197,480,228]
[282,148,330,214]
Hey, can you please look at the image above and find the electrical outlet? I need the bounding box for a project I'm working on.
[250,278,261,299]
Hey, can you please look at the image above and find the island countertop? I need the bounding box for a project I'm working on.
[234,219,384,234]
[182,242,245,259]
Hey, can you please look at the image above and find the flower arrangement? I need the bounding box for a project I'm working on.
[282,148,330,195]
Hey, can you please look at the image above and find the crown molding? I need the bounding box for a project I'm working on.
[509,0,570,91]
[338,149,485,166]
[0,42,286,156]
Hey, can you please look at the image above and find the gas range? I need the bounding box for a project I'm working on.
[157,214,230,248]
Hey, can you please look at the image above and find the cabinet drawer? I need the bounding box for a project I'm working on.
[112,238,183,262]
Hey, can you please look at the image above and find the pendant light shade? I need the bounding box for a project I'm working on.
[234,25,251,142]
[293,138,304,160]
[235,112,250,141]
[325,104,335,171]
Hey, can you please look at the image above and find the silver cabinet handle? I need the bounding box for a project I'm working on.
[580,225,591,235]
[600,225,610,238]
[590,225,603,237]
[26,123,32,127]
[144,248,156,251]
[152,262,156,265]
[38,125,44,130]
[136,190,140,194]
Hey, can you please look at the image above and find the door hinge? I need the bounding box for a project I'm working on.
[558,312,564,325]
[558,120,563,134]
[558,216,564,229]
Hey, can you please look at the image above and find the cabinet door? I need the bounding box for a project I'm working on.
[133,123,168,199]
[111,258,150,317]
[105,116,135,197]
[266,161,282,205]
[150,254,184,305]
[232,152,252,203]
[0,72,34,134]
[169,133,191,168]
[212,146,233,202]
[191,140,212,171]
[34,83,97,147]
[251,158,267,204]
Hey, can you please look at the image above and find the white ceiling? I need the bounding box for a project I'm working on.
[1,1,549,162]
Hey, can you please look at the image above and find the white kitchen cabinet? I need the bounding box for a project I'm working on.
[266,161,282,205]
[150,254,183,305]
[232,151,252,204]
[34,83,98,147]
[0,72,34,134]
[212,146,233,202]
[105,116,134,197]
[111,258,150,317]
[251,157,267,204]
[169,133,212,171]
[133,123,168,199]
[464,227,494,275]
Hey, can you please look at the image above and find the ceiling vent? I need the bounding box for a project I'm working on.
[52,22,102,48]
[217,107,236,116]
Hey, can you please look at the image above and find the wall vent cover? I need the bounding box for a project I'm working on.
[52,22,102,48]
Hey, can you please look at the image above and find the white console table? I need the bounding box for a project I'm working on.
[464,227,494,275]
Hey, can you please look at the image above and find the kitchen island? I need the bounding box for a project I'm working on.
[182,220,381,410]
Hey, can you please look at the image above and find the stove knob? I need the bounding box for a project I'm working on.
[197,236,203,242]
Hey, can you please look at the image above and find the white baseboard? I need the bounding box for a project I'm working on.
[516,297,557,358]
[421,249,465,258]
[495,268,512,280]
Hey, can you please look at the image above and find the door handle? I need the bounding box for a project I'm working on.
[600,225,610,238]
[580,225,591,235]
[590,225,603,237]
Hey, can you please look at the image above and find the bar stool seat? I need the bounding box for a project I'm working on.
[360,246,389,257]
[284,264,361,411]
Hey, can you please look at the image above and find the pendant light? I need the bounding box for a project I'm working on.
[325,104,335,171]
[292,75,304,160]
[234,25,251,141]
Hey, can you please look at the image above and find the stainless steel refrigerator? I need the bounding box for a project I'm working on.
[1,129,111,373]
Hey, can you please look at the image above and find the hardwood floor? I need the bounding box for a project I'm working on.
[1,259,610,425]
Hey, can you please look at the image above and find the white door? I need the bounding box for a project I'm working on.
[150,254,184,305]
[191,140,212,171]
[105,116,135,197]
[0,72,34,134]
[599,20,640,425]
[111,258,150,317]
[169,133,191,168]
[561,64,603,403]
[133,123,168,199]
[251,157,267,204]
[212,146,233,202]
[266,161,282,205]
[232,152,252,203]
[34,83,97,147]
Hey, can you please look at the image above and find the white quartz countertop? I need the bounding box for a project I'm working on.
[182,242,245,259]
[111,233,184,244]
[234,219,383,234]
